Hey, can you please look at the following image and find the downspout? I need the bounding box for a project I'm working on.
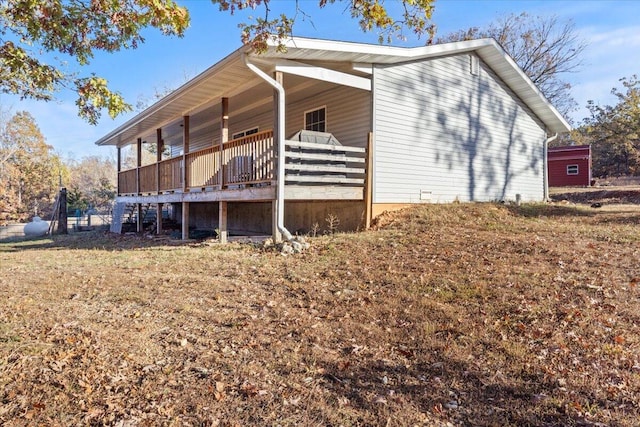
[243,54,293,241]
[544,133,558,202]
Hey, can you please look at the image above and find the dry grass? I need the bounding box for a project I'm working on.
[1,200,640,426]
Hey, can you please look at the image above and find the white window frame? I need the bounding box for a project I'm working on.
[304,106,327,133]
[567,164,579,175]
[232,127,259,140]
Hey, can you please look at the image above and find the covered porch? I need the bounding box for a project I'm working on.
[114,126,370,241]
[98,45,374,242]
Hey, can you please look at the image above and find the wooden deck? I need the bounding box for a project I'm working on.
[117,130,368,203]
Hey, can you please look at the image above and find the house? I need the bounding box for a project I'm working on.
[548,145,592,187]
[95,37,571,242]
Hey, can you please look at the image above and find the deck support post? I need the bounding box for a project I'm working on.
[218,201,228,243]
[136,204,143,233]
[156,202,163,234]
[181,202,189,240]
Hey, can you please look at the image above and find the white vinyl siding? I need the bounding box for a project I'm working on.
[286,86,371,147]
[373,54,546,204]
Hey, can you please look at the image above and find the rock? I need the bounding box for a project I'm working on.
[444,401,459,410]
[280,243,294,255]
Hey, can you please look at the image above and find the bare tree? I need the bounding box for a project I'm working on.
[437,13,587,117]
[580,75,640,177]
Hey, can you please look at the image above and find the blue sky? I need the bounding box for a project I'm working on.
[2,0,639,160]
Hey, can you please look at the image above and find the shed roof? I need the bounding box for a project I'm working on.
[95,37,571,147]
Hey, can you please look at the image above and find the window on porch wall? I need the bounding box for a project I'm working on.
[304,106,326,132]
[232,127,259,140]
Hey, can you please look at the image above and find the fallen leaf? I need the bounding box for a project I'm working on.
[241,382,258,397]
[338,360,350,371]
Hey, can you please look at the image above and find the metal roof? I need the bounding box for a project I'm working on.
[94,37,571,147]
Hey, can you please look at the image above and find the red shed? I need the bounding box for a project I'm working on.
[548,145,592,187]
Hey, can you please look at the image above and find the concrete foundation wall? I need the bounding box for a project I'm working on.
[285,201,364,235]
[171,200,365,236]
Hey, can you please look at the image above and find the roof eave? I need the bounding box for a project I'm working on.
[264,37,571,133]
[94,45,250,147]
[96,36,572,147]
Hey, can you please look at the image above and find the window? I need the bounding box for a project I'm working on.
[567,164,579,175]
[304,107,326,132]
[232,127,259,140]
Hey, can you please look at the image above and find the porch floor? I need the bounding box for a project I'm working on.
[116,184,363,204]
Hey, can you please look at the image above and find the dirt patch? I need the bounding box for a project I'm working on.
[551,186,640,205]
[1,203,640,426]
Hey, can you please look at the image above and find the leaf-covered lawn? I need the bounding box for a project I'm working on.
[1,202,639,426]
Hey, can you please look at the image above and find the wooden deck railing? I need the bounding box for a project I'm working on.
[118,169,137,195]
[118,130,276,195]
[139,164,157,193]
[223,131,275,185]
[187,145,220,188]
[159,157,182,191]
[117,129,367,196]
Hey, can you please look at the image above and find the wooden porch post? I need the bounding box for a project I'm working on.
[219,201,228,243]
[182,115,190,192]
[155,129,163,233]
[181,116,190,240]
[156,128,163,194]
[136,138,143,233]
[219,98,229,243]
[181,202,189,240]
[136,138,142,194]
[364,132,374,229]
[219,97,228,189]
[116,146,121,195]
[272,71,283,242]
